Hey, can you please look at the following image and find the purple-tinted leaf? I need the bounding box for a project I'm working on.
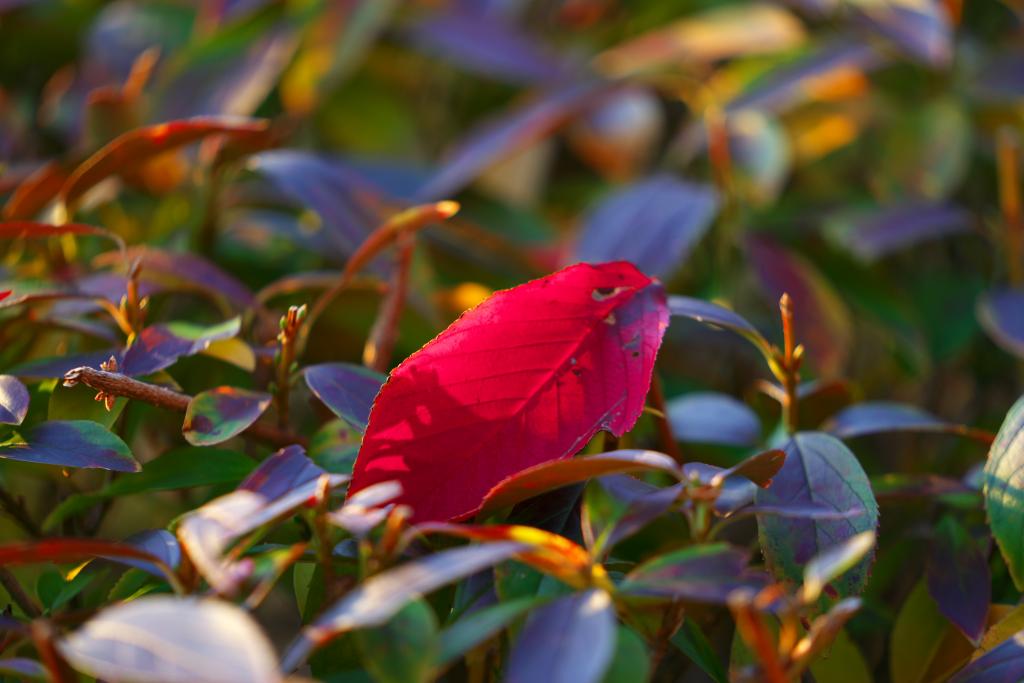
[801,531,876,604]
[157,24,298,120]
[748,236,852,376]
[927,516,990,644]
[94,247,256,311]
[283,541,529,671]
[182,387,271,446]
[407,8,573,84]
[416,81,613,201]
[58,596,280,683]
[0,658,46,680]
[304,362,386,431]
[599,482,683,552]
[247,151,383,258]
[825,202,972,261]
[0,375,29,425]
[729,41,883,113]
[667,295,770,352]
[949,631,1024,683]
[121,318,241,376]
[8,350,119,379]
[852,0,952,68]
[755,432,878,601]
[667,391,760,447]
[734,503,866,520]
[621,544,766,603]
[973,50,1024,102]
[979,288,1024,359]
[506,589,616,683]
[0,420,139,472]
[99,530,182,579]
[574,176,719,279]
[329,481,403,538]
[826,401,944,439]
[177,445,347,594]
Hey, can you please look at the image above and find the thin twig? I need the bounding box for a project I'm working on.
[363,232,414,373]
[0,487,42,538]
[63,366,307,449]
[0,567,42,618]
[649,373,683,464]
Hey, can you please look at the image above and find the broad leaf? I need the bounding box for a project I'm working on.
[506,589,616,683]
[0,420,139,472]
[177,445,346,594]
[182,387,271,446]
[58,596,281,683]
[120,318,241,376]
[349,261,668,522]
[620,544,766,603]
[0,374,29,425]
[978,288,1024,359]
[304,362,386,431]
[435,597,543,667]
[282,541,528,671]
[984,394,1024,589]
[926,516,990,643]
[574,176,718,279]
[827,401,945,439]
[667,391,761,447]
[801,531,876,604]
[950,632,1024,683]
[755,432,878,601]
[824,202,971,262]
[479,449,681,514]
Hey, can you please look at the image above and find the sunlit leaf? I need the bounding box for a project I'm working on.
[984,395,1024,590]
[0,374,29,425]
[58,596,281,683]
[304,362,385,432]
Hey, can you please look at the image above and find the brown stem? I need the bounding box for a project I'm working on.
[998,127,1023,287]
[779,294,799,434]
[63,366,307,449]
[0,567,42,618]
[0,487,42,538]
[30,620,77,683]
[363,233,414,373]
[649,373,683,464]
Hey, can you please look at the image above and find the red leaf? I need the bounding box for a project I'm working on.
[349,261,669,523]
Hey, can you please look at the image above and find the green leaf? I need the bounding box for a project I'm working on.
[356,599,438,683]
[603,626,651,683]
[436,597,542,667]
[44,447,255,531]
[48,382,126,428]
[0,420,139,472]
[672,617,728,683]
[890,580,972,683]
[984,394,1024,589]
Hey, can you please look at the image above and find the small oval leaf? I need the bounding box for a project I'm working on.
[0,420,139,472]
[304,362,386,431]
[183,387,271,446]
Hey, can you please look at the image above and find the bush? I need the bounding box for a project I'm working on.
[0,1,1023,681]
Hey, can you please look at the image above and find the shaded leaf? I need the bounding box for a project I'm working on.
[350,262,668,523]
[926,516,990,643]
[45,447,255,531]
[984,395,1024,590]
[755,432,878,601]
[282,541,529,671]
[0,538,178,589]
[666,295,771,354]
[407,7,572,84]
[801,531,876,604]
[747,237,852,376]
[304,362,386,431]
[356,599,437,683]
[480,449,681,514]
[672,618,728,683]
[112,529,182,578]
[0,374,29,425]
[58,596,280,683]
[620,544,766,603]
[574,176,719,279]
[506,589,616,683]
[182,387,271,446]
[435,597,543,667]
[827,401,943,438]
[824,202,972,262]
[667,391,761,447]
[979,288,1024,359]
[0,420,138,472]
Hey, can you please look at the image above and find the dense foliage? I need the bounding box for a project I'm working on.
[1,1,1024,681]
